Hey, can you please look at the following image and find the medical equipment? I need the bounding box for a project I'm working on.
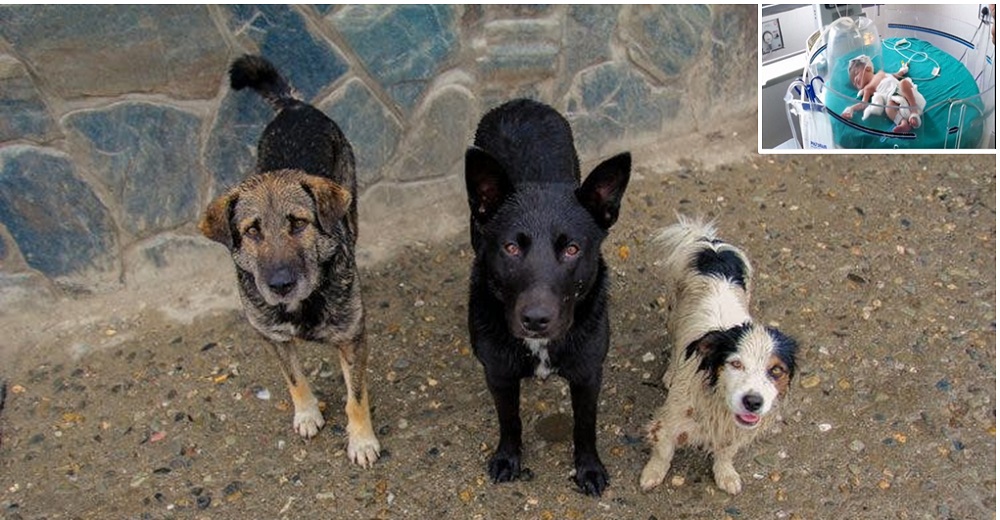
[784,6,995,149]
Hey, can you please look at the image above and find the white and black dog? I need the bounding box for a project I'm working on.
[639,216,798,494]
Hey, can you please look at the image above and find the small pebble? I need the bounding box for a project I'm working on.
[254,387,271,400]
[818,423,832,432]
[849,440,866,452]
[670,475,685,487]
[641,352,656,363]
[800,374,821,389]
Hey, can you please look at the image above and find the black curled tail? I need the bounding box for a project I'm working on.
[229,54,296,110]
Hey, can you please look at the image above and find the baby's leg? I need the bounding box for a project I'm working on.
[898,79,922,128]
[862,92,886,120]
[887,100,913,133]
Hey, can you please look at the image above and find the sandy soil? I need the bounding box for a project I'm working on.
[0,149,995,520]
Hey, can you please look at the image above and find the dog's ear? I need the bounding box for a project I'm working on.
[577,152,631,229]
[465,146,512,224]
[686,329,738,388]
[200,189,240,249]
[300,176,352,234]
[684,329,733,361]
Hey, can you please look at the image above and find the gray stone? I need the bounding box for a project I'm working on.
[0,5,228,100]
[65,102,202,237]
[124,233,231,288]
[392,83,476,183]
[0,146,117,278]
[0,271,56,313]
[329,5,458,110]
[320,79,402,189]
[709,5,757,107]
[0,55,56,143]
[226,5,349,101]
[619,5,712,83]
[562,5,620,88]
[483,5,555,19]
[205,89,274,196]
[478,19,561,84]
[566,62,680,157]
[357,176,466,267]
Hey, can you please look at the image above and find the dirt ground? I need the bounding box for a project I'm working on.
[0,150,995,520]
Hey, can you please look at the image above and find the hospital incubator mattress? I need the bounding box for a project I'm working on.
[825,37,984,149]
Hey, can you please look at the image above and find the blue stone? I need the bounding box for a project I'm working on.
[65,103,202,237]
[0,57,56,142]
[226,5,348,101]
[620,5,712,81]
[567,62,679,155]
[205,89,274,196]
[934,379,952,391]
[564,5,619,77]
[709,5,757,98]
[320,79,402,188]
[0,147,117,277]
[329,5,457,110]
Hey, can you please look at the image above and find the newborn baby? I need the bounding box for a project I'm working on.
[840,55,926,133]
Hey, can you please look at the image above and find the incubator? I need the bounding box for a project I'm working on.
[784,5,995,149]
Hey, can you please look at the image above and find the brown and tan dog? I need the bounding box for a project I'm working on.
[200,55,379,467]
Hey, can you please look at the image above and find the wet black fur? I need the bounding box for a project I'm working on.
[227,55,360,344]
[465,98,631,497]
[692,242,747,289]
[685,323,799,388]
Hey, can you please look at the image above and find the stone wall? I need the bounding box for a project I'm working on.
[0,5,757,303]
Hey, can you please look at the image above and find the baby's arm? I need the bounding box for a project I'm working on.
[842,84,874,117]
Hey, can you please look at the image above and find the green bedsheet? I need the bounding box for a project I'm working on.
[824,37,984,149]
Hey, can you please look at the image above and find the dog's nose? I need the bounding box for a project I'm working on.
[267,268,296,296]
[742,393,763,412]
[520,307,552,334]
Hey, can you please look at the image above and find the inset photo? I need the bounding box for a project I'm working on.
[760,4,996,151]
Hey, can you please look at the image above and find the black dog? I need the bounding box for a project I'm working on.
[465,99,631,496]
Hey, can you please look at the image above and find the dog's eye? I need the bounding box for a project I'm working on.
[503,242,520,256]
[729,360,744,370]
[769,365,786,379]
[244,225,262,241]
[290,217,309,234]
[563,244,580,258]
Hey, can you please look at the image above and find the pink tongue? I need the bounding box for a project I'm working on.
[739,413,759,424]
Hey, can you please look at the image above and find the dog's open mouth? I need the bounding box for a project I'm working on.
[735,412,760,428]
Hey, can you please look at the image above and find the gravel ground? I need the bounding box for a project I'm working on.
[0,151,995,520]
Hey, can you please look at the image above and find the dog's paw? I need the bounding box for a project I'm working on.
[347,432,381,469]
[487,450,521,483]
[573,454,609,497]
[639,458,669,491]
[293,407,325,438]
[713,463,742,495]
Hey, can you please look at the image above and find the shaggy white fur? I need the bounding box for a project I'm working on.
[639,216,796,495]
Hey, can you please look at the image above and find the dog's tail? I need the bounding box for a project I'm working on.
[229,54,297,110]
[654,214,752,291]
